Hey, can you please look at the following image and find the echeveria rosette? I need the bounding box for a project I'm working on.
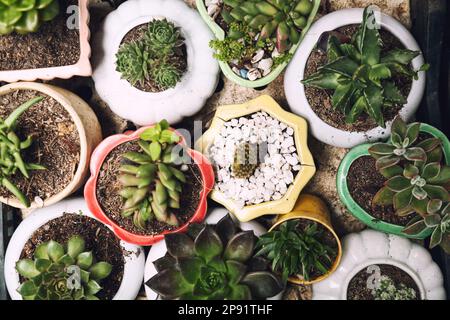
[116,41,151,86]
[15,235,112,300]
[0,0,60,35]
[145,214,283,300]
[301,7,429,128]
[144,18,183,55]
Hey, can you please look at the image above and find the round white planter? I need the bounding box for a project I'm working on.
[284,8,426,148]
[4,197,145,300]
[92,0,219,126]
[312,230,446,300]
[144,207,282,300]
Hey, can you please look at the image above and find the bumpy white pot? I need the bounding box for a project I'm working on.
[312,230,446,300]
[4,198,145,300]
[92,0,219,126]
[144,207,282,300]
[284,8,426,148]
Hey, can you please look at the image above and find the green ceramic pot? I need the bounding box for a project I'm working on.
[195,0,320,88]
[336,124,450,239]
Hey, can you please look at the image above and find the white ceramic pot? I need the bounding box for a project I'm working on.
[92,0,219,126]
[312,230,446,300]
[4,198,145,300]
[144,207,282,300]
[284,8,426,148]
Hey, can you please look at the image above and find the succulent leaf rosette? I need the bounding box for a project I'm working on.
[146,214,283,300]
[0,0,60,35]
[302,6,429,128]
[15,235,112,300]
[145,18,183,54]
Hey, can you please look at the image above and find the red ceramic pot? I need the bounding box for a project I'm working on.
[84,126,215,246]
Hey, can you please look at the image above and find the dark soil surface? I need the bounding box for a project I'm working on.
[304,25,413,132]
[20,213,125,300]
[96,140,202,236]
[347,264,420,300]
[0,0,80,71]
[0,89,80,203]
[347,156,414,225]
[119,22,187,92]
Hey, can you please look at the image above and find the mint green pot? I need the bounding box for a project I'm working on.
[337,124,450,239]
[195,0,320,88]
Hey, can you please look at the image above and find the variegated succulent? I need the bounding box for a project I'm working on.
[302,6,428,127]
[145,214,283,300]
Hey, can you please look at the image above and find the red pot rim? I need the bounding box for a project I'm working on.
[84,126,215,246]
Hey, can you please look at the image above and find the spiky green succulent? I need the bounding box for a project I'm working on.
[256,219,336,283]
[0,96,46,207]
[116,41,151,86]
[119,120,187,229]
[0,0,60,35]
[16,235,112,300]
[144,18,183,54]
[221,0,313,53]
[151,60,183,90]
[302,6,429,128]
[403,200,450,254]
[146,214,283,300]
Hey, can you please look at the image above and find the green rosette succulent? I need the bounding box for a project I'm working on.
[119,120,187,229]
[144,18,183,54]
[302,6,429,128]
[0,96,46,207]
[16,235,112,300]
[0,0,60,35]
[146,214,283,300]
[116,41,151,86]
[151,60,183,89]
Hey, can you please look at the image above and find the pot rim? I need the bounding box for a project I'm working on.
[336,124,450,238]
[84,126,215,246]
[284,7,426,148]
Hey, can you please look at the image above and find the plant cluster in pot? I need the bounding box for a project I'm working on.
[337,116,450,251]
[84,120,215,246]
[284,6,427,148]
[144,207,284,300]
[198,0,320,87]
[0,0,91,82]
[0,81,101,209]
[4,198,145,300]
[312,230,446,300]
[92,0,219,126]
[196,95,316,222]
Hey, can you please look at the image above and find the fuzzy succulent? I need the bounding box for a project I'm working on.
[144,18,183,55]
[119,120,187,229]
[403,200,450,254]
[0,0,60,35]
[146,214,283,300]
[221,0,314,53]
[232,142,259,179]
[302,7,428,128]
[256,220,336,282]
[0,96,46,207]
[15,235,112,300]
[116,41,151,86]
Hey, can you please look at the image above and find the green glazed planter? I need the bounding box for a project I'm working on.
[196,0,320,88]
[337,124,450,239]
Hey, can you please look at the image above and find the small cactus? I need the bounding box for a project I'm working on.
[232,142,259,179]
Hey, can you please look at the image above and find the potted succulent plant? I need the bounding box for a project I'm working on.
[0,82,101,209]
[144,207,284,300]
[0,0,91,82]
[84,120,215,246]
[256,194,342,285]
[284,6,427,148]
[312,230,446,300]
[4,198,145,300]
[197,0,320,87]
[196,95,315,222]
[92,0,219,126]
[337,116,450,245]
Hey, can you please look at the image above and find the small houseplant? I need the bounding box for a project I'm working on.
[0,0,91,82]
[4,198,145,300]
[337,116,450,242]
[284,6,426,147]
[92,0,219,126]
[84,120,215,246]
[197,0,320,87]
[0,82,101,209]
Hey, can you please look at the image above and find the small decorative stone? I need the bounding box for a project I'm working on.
[251,49,265,64]
[247,68,261,81]
[239,69,248,79]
